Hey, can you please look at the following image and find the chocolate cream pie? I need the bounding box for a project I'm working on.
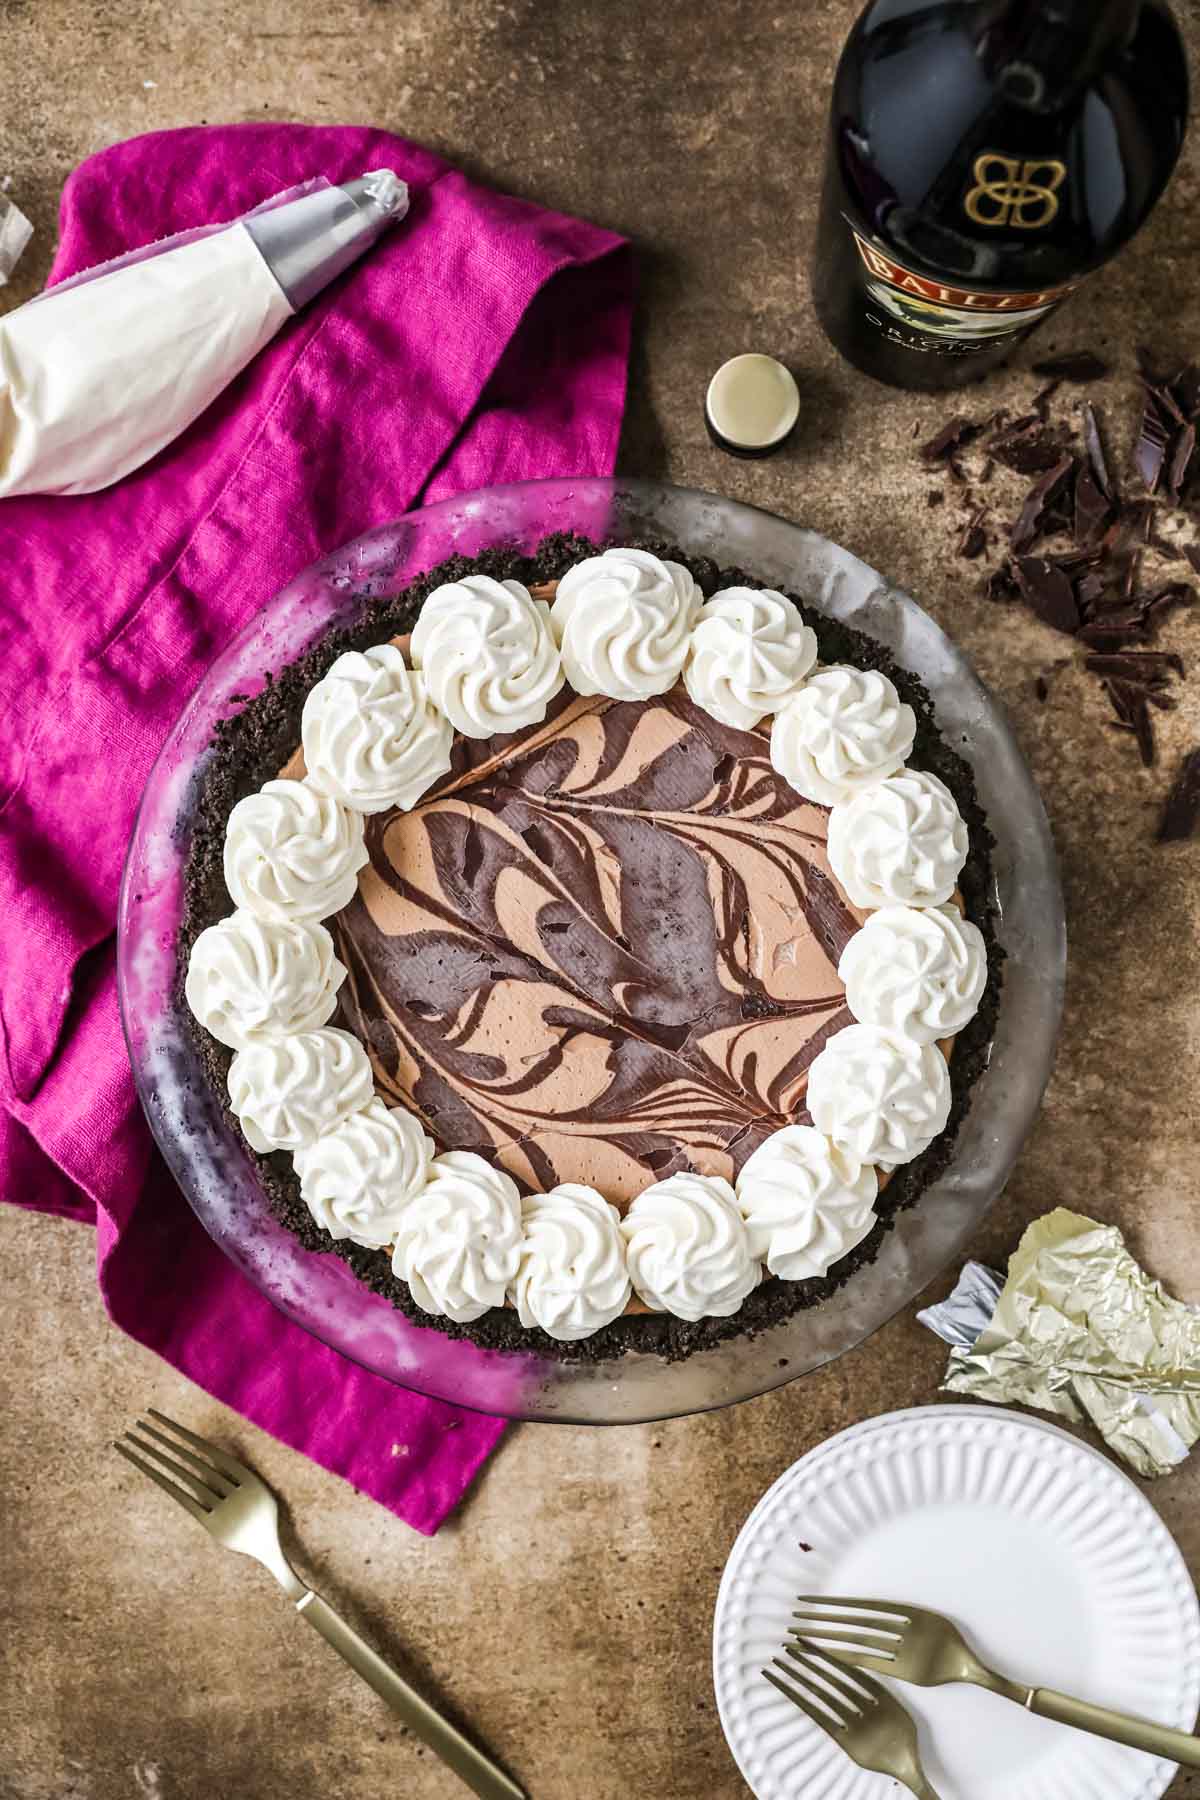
[182,534,999,1362]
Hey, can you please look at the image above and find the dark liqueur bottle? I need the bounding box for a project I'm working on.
[812,0,1188,390]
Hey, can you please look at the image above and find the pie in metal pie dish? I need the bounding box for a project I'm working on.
[182,535,999,1361]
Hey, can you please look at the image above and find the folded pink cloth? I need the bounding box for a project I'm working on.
[0,123,633,1530]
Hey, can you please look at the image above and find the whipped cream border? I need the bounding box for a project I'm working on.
[189,546,982,1336]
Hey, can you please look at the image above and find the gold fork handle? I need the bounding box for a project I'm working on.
[297,1591,527,1800]
[1030,1688,1200,1769]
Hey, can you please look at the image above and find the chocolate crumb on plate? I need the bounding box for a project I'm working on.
[1157,749,1200,841]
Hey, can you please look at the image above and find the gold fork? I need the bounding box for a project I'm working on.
[763,1640,943,1799]
[115,1408,526,1800]
[791,1595,1200,1768]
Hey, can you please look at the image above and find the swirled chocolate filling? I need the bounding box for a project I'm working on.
[331,688,864,1201]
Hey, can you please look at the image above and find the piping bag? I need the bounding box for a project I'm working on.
[0,170,408,498]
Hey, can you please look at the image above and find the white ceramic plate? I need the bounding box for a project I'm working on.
[713,1407,1200,1800]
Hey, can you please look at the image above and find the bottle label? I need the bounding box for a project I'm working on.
[849,228,1078,358]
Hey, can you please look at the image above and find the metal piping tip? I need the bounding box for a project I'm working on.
[244,168,411,312]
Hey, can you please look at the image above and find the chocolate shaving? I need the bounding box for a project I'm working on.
[1103,679,1156,765]
[958,508,987,560]
[1084,651,1184,681]
[1031,351,1110,382]
[1184,544,1200,577]
[1011,454,1075,553]
[920,416,979,462]
[1032,379,1060,419]
[1175,364,1200,421]
[1015,556,1079,635]
[1157,749,1200,841]
[984,561,1020,603]
[1077,569,1106,610]
[926,489,945,508]
[1135,395,1172,492]
[1081,403,1115,502]
[1169,422,1195,498]
[1074,464,1111,545]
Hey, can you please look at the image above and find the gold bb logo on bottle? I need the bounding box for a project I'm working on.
[963,154,1067,229]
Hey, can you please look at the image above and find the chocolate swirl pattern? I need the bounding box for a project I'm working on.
[329,688,864,1206]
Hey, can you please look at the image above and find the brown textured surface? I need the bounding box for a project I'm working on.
[3,3,1200,1797]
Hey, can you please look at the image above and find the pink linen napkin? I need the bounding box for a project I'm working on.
[0,122,634,1530]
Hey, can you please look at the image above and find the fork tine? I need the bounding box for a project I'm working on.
[785,1642,877,1710]
[135,1422,233,1496]
[788,1635,894,1672]
[114,1439,210,1522]
[763,1663,848,1734]
[790,1617,900,1650]
[147,1408,249,1483]
[124,1432,227,1509]
[794,1595,911,1622]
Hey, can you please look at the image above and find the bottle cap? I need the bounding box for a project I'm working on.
[704,353,800,458]
[244,170,410,312]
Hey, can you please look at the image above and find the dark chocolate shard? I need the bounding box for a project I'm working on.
[1157,749,1200,841]
[1077,611,1148,647]
[1015,556,1080,634]
[920,416,979,462]
[1081,403,1115,502]
[958,508,987,560]
[1077,569,1107,611]
[1031,351,1110,381]
[1168,422,1195,499]
[1084,651,1184,681]
[1074,464,1111,545]
[984,561,1020,603]
[991,431,1070,475]
[926,489,945,508]
[1032,379,1060,419]
[1143,581,1194,631]
[1011,454,1076,553]
[1103,679,1156,765]
[1135,397,1171,492]
[1184,543,1200,577]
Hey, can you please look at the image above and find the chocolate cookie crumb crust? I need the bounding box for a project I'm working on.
[180,533,1001,1364]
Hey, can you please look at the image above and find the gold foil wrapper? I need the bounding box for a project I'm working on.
[936,1209,1200,1477]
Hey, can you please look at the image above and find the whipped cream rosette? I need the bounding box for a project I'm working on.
[224,778,368,922]
[185,910,345,1049]
[840,903,987,1043]
[302,644,452,814]
[684,585,817,729]
[621,1171,761,1321]
[410,573,563,737]
[828,767,967,909]
[807,1023,951,1169]
[735,1125,878,1280]
[550,547,701,700]
[771,665,915,805]
[227,1026,374,1154]
[293,1097,435,1248]
[510,1183,632,1341]
[391,1150,524,1323]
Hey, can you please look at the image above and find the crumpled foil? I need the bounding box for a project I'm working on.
[0,194,33,285]
[917,1209,1200,1477]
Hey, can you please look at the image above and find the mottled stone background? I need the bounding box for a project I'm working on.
[3,2,1200,1796]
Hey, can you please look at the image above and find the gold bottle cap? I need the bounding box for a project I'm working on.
[705,353,800,457]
